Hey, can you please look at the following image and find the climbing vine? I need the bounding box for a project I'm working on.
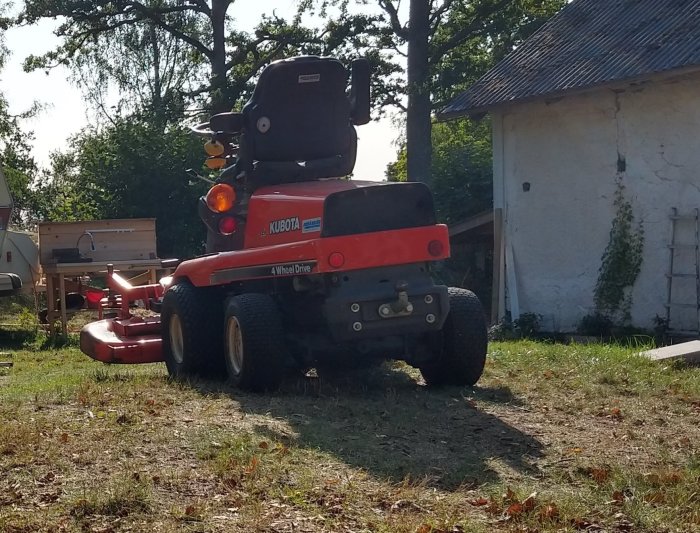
[593,179,645,323]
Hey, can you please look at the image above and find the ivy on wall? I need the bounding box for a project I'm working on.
[593,179,645,323]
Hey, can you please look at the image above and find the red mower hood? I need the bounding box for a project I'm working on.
[244,179,387,248]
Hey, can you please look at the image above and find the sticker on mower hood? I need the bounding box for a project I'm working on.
[269,216,300,235]
[302,217,321,233]
[210,261,317,284]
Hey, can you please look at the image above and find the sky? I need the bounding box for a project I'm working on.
[0,0,401,181]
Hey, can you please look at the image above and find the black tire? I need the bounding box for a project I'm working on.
[419,287,488,387]
[223,293,288,392]
[161,282,224,379]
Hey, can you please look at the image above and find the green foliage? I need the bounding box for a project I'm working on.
[593,180,645,324]
[0,41,40,227]
[489,312,541,340]
[388,119,492,223]
[578,312,614,337]
[43,118,209,258]
[431,0,567,108]
[17,0,396,116]
[514,312,542,338]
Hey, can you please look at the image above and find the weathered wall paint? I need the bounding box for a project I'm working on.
[493,72,700,332]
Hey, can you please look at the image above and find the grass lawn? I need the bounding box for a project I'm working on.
[0,328,698,532]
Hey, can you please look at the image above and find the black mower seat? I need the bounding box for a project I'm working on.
[237,56,358,187]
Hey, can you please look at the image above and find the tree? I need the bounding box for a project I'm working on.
[0,22,40,227]
[70,13,207,123]
[43,118,210,258]
[387,118,492,223]
[316,0,565,184]
[18,1,389,114]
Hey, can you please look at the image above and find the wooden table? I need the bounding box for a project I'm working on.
[39,218,162,336]
[43,259,163,336]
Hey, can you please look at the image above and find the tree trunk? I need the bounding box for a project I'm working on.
[210,0,230,113]
[149,22,162,117]
[406,0,432,185]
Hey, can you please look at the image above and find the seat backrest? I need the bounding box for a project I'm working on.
[241,56,354,163]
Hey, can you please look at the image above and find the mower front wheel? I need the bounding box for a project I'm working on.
[419,287,488,387]
[161,282,223,379]
[223,293,288,392]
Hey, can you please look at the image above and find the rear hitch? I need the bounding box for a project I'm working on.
[378,280,414,318]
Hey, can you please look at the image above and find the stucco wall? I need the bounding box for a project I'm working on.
[494,72,700,332]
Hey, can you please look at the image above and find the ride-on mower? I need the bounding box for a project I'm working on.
[80,56,488,391]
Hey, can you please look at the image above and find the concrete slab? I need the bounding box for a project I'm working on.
[642,340,700,363]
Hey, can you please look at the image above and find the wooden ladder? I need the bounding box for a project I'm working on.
[666,207,700,335]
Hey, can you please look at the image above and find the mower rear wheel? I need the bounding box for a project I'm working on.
[420,287,487,387]
[161,282,224,379]
[224,293,287,392]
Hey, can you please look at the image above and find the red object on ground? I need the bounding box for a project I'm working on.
[85,289,104,309]
[80,316,163,364]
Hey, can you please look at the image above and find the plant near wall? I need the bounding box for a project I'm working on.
[592,179,645,324]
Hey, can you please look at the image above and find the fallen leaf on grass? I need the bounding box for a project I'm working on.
[521,492,537,512]
[416,525,432,533]
[468,497,489,507]
[608,407,623,420]
[608,490,625,506]
[543,370,555,379]
[258,441,269,450]
[661,471,682,484]
[506,502,524,517]
[539,503,559,521]
[589,467,610,483]
[59,433,68,443]
[643,491,665,504]
[274,443,289,455]
[570,517,593,530]
[245,456,259,475]
[565,447,584,455]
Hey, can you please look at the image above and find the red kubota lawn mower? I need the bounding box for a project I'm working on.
[80,56,488,391]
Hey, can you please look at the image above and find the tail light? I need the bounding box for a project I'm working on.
[328,252,345,268]
[218,216,238,235]
[206,183,236,213]
[428,239,444,257]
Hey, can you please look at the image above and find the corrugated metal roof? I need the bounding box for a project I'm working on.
[439,0,700,119]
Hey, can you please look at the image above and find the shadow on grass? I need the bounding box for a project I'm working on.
[0,328,37,350]
[193,365,542,490]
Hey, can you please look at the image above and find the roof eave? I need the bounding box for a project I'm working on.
[438,64,700,122]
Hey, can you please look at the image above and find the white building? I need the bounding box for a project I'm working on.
[440,0,700,334]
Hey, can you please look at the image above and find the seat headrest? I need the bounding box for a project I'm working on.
[242,56,352,162]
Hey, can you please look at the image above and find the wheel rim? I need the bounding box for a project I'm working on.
[226,316,244,375]
[169,313,184,365]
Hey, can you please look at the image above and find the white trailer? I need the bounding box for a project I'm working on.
[0,169,40,296]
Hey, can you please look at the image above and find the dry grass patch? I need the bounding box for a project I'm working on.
[0,336,698,531]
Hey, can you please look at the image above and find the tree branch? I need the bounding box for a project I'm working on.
[429,0,455,31]
[126,1,213,59]
[429,0,512,63]
[377,0,408,39]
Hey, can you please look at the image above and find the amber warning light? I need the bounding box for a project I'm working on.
[206,183,236,213]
